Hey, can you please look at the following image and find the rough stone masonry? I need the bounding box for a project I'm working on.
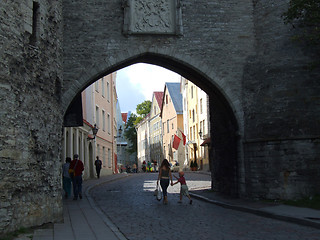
[0,0,319,234]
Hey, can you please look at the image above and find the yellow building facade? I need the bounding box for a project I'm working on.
[182,78,210,171]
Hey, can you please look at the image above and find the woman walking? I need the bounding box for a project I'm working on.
[62,157,72,198]
[157,159,173,204]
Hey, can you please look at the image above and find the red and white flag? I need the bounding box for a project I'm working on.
[173,134,181,150]
[180,130,186,145]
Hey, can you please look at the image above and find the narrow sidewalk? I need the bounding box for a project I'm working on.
[31,174,131,240]
[189,189,320,230]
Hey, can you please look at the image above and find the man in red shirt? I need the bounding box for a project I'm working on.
[69,154,84,200]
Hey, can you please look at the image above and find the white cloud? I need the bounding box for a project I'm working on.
[120,63,180,100]
[116,63,181,112]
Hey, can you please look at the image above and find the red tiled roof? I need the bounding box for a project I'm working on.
[83,119,94,128]
[154,91,164,109]
[122,113,128,123]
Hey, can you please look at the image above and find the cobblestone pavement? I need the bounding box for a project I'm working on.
[90,173,320,240]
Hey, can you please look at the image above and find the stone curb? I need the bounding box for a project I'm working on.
[84,174,131,240]
[189,192,320,230]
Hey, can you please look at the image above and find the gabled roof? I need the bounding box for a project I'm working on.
[160,82,183,117]
[166,82,183,114]
[153,91,164,109]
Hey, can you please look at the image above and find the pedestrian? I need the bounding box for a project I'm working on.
[147,161,151,172]
[157,159,173,204]
[133,163,137,173]
[172,171,192,204]
[69,154,84,200]
[142,161,146,172]
[62,157,72,199]
[95,156,102,178]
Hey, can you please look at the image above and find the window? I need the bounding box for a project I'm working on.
[108,148,111,167]
[154,106,156,115]
[190,127,192,140]
[29,1,40,45]
[102,110,105,131]
[97,144,100,158]
[167,120,169,133]
[192,109,195,122]
[191,86,194,98]
[172,123,174,129]
[106,82,110,101]
[196,124,198,139]
[107,114,111,134]
[200,98,203,114]
[95,81,99,92]
[96,106,100,127]
[193,126,195,141]
[102,146,106,167]
[166,95,168,104]
[101,78,105,97]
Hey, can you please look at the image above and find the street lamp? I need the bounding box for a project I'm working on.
[114,126,123,172]
[114,126,122,138]
[199,129,204,140]
[87,124,99,140]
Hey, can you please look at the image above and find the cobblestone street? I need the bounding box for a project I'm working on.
[90,173,320,240]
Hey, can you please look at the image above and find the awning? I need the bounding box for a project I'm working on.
[200,137,211,146]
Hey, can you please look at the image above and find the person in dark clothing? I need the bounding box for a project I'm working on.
[62,157,72,198]
[69,154,84,200]
[157,159,173,204]
[95,156,102,178]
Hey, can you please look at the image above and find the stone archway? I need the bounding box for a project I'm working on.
[63,53,242,197]
[1,0,320,234]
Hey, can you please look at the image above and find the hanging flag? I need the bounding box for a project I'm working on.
[180,130,186,145]
[173,134,181,150]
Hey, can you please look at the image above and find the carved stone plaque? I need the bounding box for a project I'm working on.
[123,0,183,35]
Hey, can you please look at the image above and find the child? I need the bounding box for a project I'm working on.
[172,171,192,204]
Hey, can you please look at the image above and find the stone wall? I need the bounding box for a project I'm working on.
[242,0,320,199]
[244,138,320,199]
[0,0,63,234]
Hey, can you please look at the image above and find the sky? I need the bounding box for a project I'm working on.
[116,63,181,113]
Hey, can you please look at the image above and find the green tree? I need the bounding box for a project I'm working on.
[124,113,137,154]
[134,100,151,125]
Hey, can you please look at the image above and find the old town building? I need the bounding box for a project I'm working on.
[136,114,150,171]
[181,78,210,171]
[160,83,185,167]
[62,73,118,179]
[149,92,164,169]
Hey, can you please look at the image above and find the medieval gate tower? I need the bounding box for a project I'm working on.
[0,0,319,233]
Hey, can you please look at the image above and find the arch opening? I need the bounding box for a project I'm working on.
[63,53,241,196]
